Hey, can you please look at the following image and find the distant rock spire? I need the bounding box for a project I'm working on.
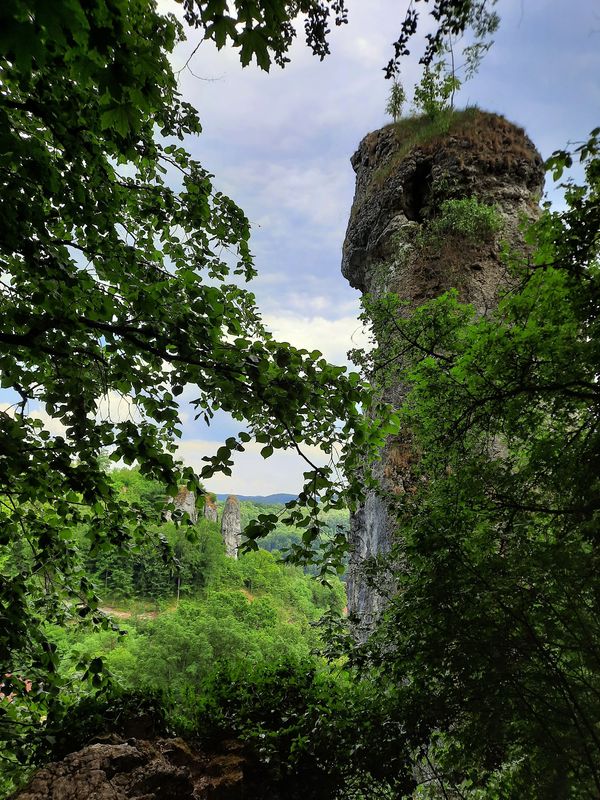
[165,487,198,524]
[221,495,241,558]
[204,494,218,523]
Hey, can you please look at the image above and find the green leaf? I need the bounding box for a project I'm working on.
[89,657,103,674]
[100,106,133,137]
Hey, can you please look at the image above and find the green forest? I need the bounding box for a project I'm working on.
[2,0,600,798]
[46,469,346,706]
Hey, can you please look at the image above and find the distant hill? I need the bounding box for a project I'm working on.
[215,493,297,505]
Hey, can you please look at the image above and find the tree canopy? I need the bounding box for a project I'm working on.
[0,0,379,709]
[0,0,493,683]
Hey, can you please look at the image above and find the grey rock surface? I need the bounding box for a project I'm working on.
[204,495,218,523]
[343,112,544,630]
[221,495,241,559]
[165,487,198,525]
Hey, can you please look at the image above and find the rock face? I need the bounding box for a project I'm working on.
[221,495,241,558]
[165,487,198,525]
[204,495,218,523]
[12,737,250,800]
[165,492,218,525]
[342,111,544,629]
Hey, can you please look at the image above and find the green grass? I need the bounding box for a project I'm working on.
[368,106,482,192]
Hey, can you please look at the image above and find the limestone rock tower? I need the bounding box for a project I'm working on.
[204,494,218,523]
[221,495,242,558]
[165,487,198,524]
[342,111,544,629]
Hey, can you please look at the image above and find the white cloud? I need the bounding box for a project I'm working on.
[0,390,158,440]
[263,311,369,366]
[0,402,68,437]
[95,392,141,425]
[351,36,388,69]
[176,437,329,495]
[218,159,351,236]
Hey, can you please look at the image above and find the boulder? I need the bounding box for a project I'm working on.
[12,738,251,800]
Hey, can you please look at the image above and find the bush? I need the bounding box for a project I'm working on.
[385,80,406,123]
[412,62,460,120]
[189,660,414,798]
[424,197,502,244]
[0,688,170,796]
[40,689,169,761]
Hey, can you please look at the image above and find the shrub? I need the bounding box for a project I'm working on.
[423,196,502,245]
[385,80,406,123]
[189,660,414,798]
[412,62,460,120]
[1,687,170,794]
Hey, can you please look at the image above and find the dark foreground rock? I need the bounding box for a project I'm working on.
[12,737,258,800]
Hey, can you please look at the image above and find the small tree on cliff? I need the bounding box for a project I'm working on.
[406,2,499,118]
[412,60,460,117]
[386,80,406,122]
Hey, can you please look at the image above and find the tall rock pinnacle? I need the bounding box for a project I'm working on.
[221,495,241,558]
[204,494,218,523]
[342,110,544,631]
[165,487,198,525]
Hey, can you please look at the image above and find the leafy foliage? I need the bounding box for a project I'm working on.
[386,0,500,78]
[180,0,348,71]
[237,497,349,569]
[6,660,413,799]
[404,2,499,118]
[412,60,461,119]
[2,497,345,793]
[385,80,406,123]
[34,689,169,765]
[41,469,346,698]
[51,546,344,694]
[419,196,502,246]
[0,0,383,712]
[189,660,413,798]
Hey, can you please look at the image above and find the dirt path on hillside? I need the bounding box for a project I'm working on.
[100,606,161,620]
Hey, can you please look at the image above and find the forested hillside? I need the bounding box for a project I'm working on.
[47,470,345,702]
[1,466,348,795]
[78,468,348,597]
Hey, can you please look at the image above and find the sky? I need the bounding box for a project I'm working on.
[159,0,600,495]
[5,1,599,496]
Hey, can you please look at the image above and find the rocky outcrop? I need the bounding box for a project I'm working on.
[165,487,198,525]
[221,496,241,558]
[165,492,218,525]
[204,495,218,523]
[342,111,543,299]
[343,111,544,630]
[12,737,251,800]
